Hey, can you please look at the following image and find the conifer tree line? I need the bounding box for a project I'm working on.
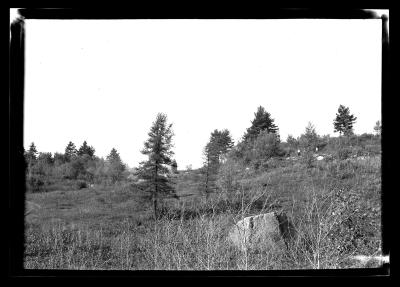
[202,104,378,193]
[25,103,378,217]
[200,105,281,194]
[24,140,126,192]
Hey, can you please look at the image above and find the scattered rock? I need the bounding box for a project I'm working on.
[228,211,296,253]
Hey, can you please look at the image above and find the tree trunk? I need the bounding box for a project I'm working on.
[153,194,158,220]
[205,155,210,196]
[154,164,159,220]
[205,169,209,195]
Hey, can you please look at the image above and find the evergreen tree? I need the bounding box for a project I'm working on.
[25,143,37,186]
[205,129,234,166]
[297,122,321,168]
[64,141,78,161]
[333,105,357,136]
[106,148,126,184]
[106,148,120,162]
[25,143,39,184]
[243,106,278,142]
[299,122,319,152]
[78,140,95,157]
[203,143,217,195]
[217,129,235,159]
[203,129,234,195]
[72,141,96,182]
[373,120,381,136]
[136,113,176,219]
[26,142,38,164]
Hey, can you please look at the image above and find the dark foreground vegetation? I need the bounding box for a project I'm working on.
[23,105,383,270]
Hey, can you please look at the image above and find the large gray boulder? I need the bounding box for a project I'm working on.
[228,211,296,252]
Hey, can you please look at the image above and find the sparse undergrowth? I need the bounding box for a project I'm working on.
[24,154,382,270]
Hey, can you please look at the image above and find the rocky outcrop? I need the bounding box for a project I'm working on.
[228,211,296,252]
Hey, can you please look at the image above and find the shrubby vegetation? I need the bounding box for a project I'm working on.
[24,141,126,193]
[201,129,234,196]
[24,104,383,270]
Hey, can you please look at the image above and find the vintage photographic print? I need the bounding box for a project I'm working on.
[10,8,389,274]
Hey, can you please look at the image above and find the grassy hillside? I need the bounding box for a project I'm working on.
[24,139,382,270]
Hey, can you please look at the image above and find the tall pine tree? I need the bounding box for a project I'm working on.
[243,106,278,142]
[333,105,357,136]
[136,113,176,219]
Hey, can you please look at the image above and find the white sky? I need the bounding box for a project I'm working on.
[24,19,383,169]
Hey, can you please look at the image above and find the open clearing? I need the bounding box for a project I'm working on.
[24,154,382,270]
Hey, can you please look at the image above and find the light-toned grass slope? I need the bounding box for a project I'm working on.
[24,155,382,270]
